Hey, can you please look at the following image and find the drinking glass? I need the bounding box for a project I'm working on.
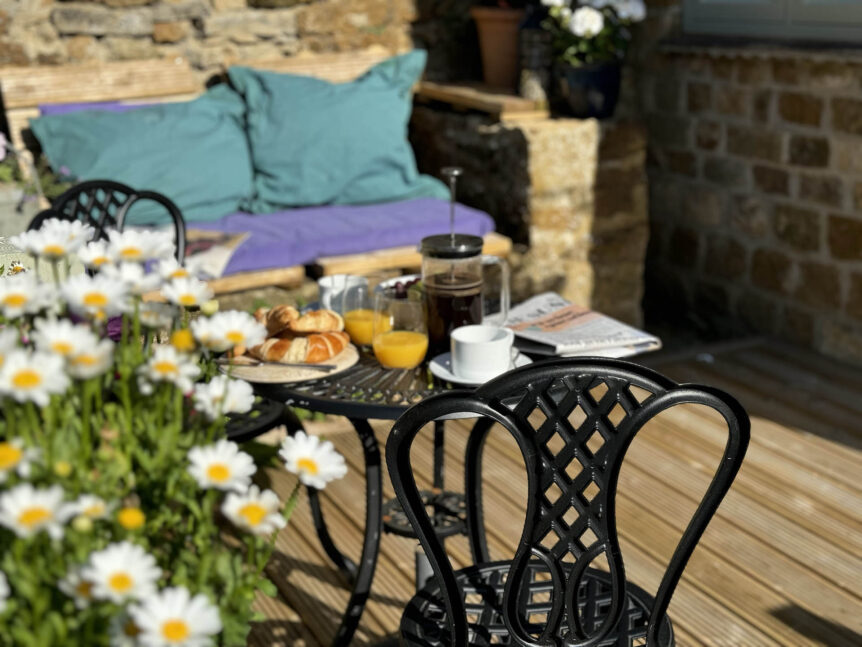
[341,282,375,347]
[372,289,428,369]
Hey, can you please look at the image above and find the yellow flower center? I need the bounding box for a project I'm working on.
[42,244,66,256]
[178,294,197,306]
[10,265,25,274]
[75,580,93,599]
[73,354,98,367]
[117,507,145,530]
[18,506,52,528]
[225,330,244,344]
[238,503,267,527]
[161,619,190,642]
[51,341,74,355]
[3,294,26,308]
[83,292,108,308]
[54,460,72,477]
[170,269,189,279]
[12,369,42,389]
[153,361,178,376]
[170,330,195,352]
[83,503,105,518]
[206,463,231,482]
[108,572,133,593]
[0,443,22,470]
[120,247,142,259]
[297,457,319,476]
[92,256,109,267]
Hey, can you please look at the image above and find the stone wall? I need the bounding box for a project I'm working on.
[0,0,416,76]
[638,0,862,361]
[411,108,648,326]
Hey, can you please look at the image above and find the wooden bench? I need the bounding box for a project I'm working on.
[0,50,512,294]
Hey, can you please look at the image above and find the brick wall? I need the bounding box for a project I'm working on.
[639,0,862,361]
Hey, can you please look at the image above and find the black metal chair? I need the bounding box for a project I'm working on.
[386,357,750,646]
[28,179,186,260]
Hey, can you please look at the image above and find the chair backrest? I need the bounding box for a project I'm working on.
[386,357,749,646]
[28,180,186,261]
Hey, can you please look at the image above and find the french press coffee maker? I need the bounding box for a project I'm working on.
[420,168,510,357]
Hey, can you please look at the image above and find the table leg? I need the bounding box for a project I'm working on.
[331,417,382,647]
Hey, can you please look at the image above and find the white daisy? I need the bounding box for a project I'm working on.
[108,229,175,263]
[59,568,94,609]
[67,338,115,380]
[8,261,26,275]
[160,277,213,309]
[190,311,266,353]
[70,494,113,520]
[31,318,99,359]
[139,302,176,330]
[0,570,8,613]
[187,439,256,492]
[102,262,162,296]
[278,431,347,490]
[0,273,54,319]
[110,612,144,647]
[78,239,116,270]
[63,274,130,320]
[192,376,255,421]
[0,483,71,539]
[82,541,162,604]
[221,485,286,536]
[0,439,40,483]
[0,327,19,367]
[0,350,70,406]
[138,345,200,393]
[10,219,93,260]
[130,586,222,647]
[157,257,191,282]
[569,6,604,36]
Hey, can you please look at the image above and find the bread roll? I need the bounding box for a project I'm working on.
[250,331,348,364]
[262,305,300,336]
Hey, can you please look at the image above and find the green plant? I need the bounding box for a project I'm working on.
[541,0,645,66]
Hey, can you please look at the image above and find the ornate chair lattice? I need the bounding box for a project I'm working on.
[387,358,750,647]
[28,179,186,260]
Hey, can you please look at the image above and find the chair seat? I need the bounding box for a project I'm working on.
[400,561,673,647]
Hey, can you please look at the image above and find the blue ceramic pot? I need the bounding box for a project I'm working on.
[556,61,622,119]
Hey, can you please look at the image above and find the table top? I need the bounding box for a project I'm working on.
[254,351,450,420]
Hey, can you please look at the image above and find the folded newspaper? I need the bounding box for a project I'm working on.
[505,292,661,358]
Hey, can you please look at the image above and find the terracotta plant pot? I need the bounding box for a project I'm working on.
[470,6,525,90]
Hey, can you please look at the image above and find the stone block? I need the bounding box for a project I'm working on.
[704,236,747,280]
[212,0,246,9]
[737,290,777,334]
[703,156,748,188]
[646,113,690,149]
[778,92,823,127]
[590,223,649,264]
[714,85,749,117]
[687,81,711,113]
[153,21,187,43]
[780,306,814,346]
[0,40,28,66]
[773,203,821,252]
[695,120,721,150]
[711,57,734,79]
[771,59,801,85]
[828,214,862,260]
[104,36,156,60]
[819,320,862,365]
[595,162,646,218]
[653,76,681,113]
[684,184,724,227]
[834,139,862,176]
[753,90,772,124]
[807,61,859,92]
[732,195,770,239]
[598,122,647,161]
[832,98,862,136]
[203,8,295,37]
[529,192,591,232]
[103,0,153,6]
[152,0,209,21]
[668,226,700,268]
[855,182,862,211]
[523,119,599,195]
[648,173,684,221]
[846,272,862,320]
[751,248,794,294]
[249,0,312,6]
[798,173,843,208]
[726,126,782,163]
[752,165,789,195]
[65,34,103,61]
[52,5,153,36]
[795,261,841,309]
[664,150,696,177]
[736,59,770,84]
[788,135,829,167]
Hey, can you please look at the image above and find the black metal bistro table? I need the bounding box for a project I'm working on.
[254,352,469,647]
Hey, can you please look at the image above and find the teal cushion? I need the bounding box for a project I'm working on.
[29,84,253,224]
[228,50,448,212]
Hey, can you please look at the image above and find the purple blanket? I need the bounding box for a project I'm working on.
[193,198,495,275]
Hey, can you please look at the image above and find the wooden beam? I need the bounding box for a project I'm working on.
[312,232,513,277]
[415,81,549,120]
[226,46,393,83]
[143,265,305,302]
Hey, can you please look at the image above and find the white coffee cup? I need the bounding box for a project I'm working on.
[450,325,515,383]
[317,274,367,311]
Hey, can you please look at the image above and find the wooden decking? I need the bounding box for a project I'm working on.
[247,339,862,646]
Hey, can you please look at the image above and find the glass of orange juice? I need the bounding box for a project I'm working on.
[372,289,428,369]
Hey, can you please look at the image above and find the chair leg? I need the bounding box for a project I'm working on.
[465,416,494,564]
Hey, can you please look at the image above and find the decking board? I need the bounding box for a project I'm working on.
[247,339,862,646]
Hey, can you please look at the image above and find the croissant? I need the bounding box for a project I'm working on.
[289,309,344,333]
[250,331,349,364]
[259,305,300,336]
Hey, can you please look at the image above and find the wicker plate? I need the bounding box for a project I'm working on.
[220,344,360,384]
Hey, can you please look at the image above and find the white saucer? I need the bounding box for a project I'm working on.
[429,352,532,387]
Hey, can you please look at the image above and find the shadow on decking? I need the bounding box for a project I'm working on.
[771,604,862,645]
